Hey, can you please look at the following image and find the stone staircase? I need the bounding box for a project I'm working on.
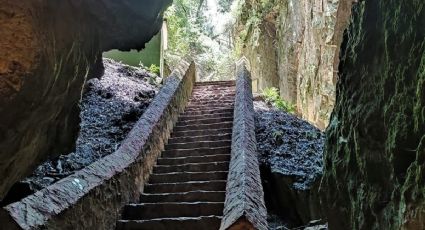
[116,81,236,230]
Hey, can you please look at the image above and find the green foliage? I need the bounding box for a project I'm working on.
[148,64,160,75]
[262,87,280,103]
[165,0,236,80]
[165,0,209,57]
[218,0,233,12]
[233,0,280,55]
[262,87,296,113]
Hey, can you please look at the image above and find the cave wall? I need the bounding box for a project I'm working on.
[320,1,425,229]
[236,0,352,129]
[0,0,172,199]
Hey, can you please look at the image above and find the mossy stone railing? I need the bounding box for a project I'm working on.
[0,60,196,230]
[220,59,268,230]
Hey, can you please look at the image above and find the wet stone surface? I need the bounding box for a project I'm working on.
[254,101,324,190]
[254,100,325,227]
[21,59,161,193]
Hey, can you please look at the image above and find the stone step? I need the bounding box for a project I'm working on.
[193,85,235,89]
[188,99,234,106]
[171,128,232,138]
[182,108,234,116]
[165,140,231,151]
[193,87,235,91]
[140,190,226,203]
[153,161,229,174]
[184,105,234,112]
[184,106,234,113]
[149,171,228,184]
[190,96,235,102]
[144,180,227,193]
[173,121,233,132]
[176,116,233,126]
[190,93,235,99]
[122,202,224,220]
[192,88,235,92]
[195,80,235,86]
[157,154,230,165]
[116,216,222,230]
[187,99,235,107]
[162,146,231,158]
[168,133,231,144]
[179,112,233,122]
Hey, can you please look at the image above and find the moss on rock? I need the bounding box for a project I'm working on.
[320,1,425,229]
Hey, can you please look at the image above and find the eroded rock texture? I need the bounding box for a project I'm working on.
[0,0,171,199]
[320,1,425,229]
[236,0,352,129]
[255,101,324,227]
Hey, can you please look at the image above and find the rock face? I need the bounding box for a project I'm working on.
[0,0,171,199]
[320,1,425,229]
[255,101,324,227]
[235,0,352,129]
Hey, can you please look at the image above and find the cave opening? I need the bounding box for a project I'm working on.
[2,0,424,229]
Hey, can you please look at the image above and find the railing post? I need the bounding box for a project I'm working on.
[220,59,268,230]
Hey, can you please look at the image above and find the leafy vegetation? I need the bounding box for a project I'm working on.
[233,0,280,55]
[262,87,296,113]
[164,0,236,80]
[148,64,160,75]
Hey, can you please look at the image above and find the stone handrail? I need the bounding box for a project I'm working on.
[0,60,196,230]
[220,60,268,230]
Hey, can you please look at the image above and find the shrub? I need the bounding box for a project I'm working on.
[261,87,296,113]
[148,64,160,75]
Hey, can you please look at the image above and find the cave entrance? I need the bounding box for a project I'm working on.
[103,21,168,77]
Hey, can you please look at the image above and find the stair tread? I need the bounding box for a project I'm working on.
[179,113,233,120]
[147,180,226,185]
[116,215,222,230]
[171,127,232,135]
[163,146,231,156]
[175,121,233,128]
[168,133,232,144]
[153,161,229,174]
[118,215,222,222]
[122,202,224,220]
[116,81,236,229]
[165,140,231,150]
[159,154,230,161]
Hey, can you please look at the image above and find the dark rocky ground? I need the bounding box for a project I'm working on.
[254,100,325,229]
[1,59,161,206]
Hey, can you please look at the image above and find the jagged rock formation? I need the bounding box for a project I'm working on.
[235,0,352,129]
[0,0,171,199]
[254,100,324,227]
[321,1,425,229]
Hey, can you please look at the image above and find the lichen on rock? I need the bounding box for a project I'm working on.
[320,1,425,229]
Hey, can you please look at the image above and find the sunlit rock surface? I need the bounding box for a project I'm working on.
[320,1,425,229]
[236,0,352,129]
[0,0,171,199]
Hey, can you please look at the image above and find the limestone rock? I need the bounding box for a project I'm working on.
[320,1,425,229]
[235,0,353,129]
[0,0,171,199]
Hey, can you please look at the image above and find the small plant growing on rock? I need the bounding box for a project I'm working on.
[148,64,160,75]
[262,87,296,113]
